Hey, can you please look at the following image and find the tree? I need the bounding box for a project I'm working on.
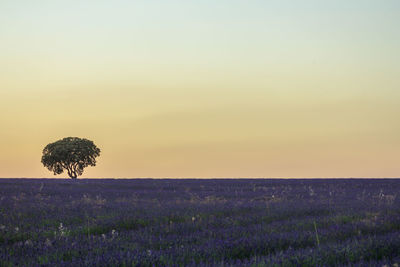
[41,137,101,179]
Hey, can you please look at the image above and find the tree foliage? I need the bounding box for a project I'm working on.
[41,137,101,179]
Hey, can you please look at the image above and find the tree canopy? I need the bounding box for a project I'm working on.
[41,137,101,179]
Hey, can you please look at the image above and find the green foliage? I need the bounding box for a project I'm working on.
[41,137,100,179]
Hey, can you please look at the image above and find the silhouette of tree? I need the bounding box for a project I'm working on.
[41,137,101,179]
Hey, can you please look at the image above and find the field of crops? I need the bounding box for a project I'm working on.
[0,178,399,266]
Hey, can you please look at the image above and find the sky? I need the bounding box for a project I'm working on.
[0,0,399,178]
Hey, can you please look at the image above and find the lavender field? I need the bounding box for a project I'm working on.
[1,179,400,266]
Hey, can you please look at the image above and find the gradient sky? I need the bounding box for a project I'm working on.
[1,0,399,178]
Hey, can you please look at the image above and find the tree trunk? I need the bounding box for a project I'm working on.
[67,165,78,179]
[68,171,78,179]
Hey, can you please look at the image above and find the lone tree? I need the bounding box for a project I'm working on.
[41,137,101,179]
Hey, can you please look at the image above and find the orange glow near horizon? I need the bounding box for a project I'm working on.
[0,1,399,178]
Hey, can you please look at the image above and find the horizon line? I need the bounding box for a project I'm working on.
[1,177,400,180]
